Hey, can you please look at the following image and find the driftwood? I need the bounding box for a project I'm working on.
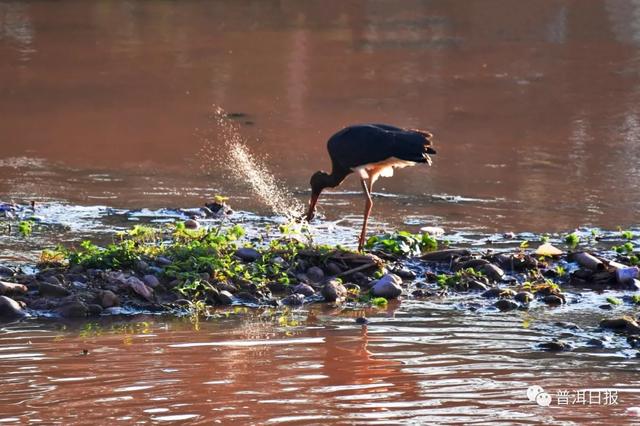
[420,249,471,262]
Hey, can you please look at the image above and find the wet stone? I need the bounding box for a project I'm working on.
[56,301,88,318]
[480,263,505,282]
[235,247,260,262]
[0,265,15,277]
[0,295,26,318]
[156,256,172,266]
[391,267,416,280]
[481,288,502,298]
[538,340,570,352]
[87,304,103,316]
[38,282,71,298]
[0,281,27,295]
[282,293,305,306]
[267,282,288,294]
[42,275,62,286]
[587,338,605,348]
[371,274,403,299]
[543,295,565,306]
[355,317,369,325]
[216,290,234,305]
[514,291,534,304]
[293,283,315,297]
[236,292,260,304]
[184,219,200,229]
[468,280,488,292]
[99,290,120,308]
[321,279,347,302]
[143,274,160,288]
[600,317,640,334]
[325,262,343,276]
[494,299,518,312]
[306,266,325,283]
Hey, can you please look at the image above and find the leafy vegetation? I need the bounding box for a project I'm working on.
[18,220,34,237]
[606,296,622,306]
[366,231,438,256]
[564,232,580,249]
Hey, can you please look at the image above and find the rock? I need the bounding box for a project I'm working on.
[293,283,315,297]
[216,290,234,305]
[371,274,403,299]
[57,301,88,318]
[235,247,260,262]
[514,291,534,304]
[87,304,103,316]
[134,260,149,272]
[355,317,369,325]
[587,338,605,348]
[539,340,570,352]
[99,290,120,308]
[156,256,172,266]
[321,279,347,302]
[453,258,489,272]
[217,281,238,294]
[481,288,502,298]
[282,293,305,306]
[0,295,26,317]
[499,288,517,298]
[480,263,505,282]
[0,281,27,295]
[325,262,343,276]
[600,317,640,334]
[267,281,288,294]
[236,292,260,304]
[0,265,15,277]
[495,299,518,311]
[184,219,199,229]
[543,295,565,305]
[391,267,417,280]
[468,280,488,292]
[125,276,154,302]
[535,243,563,257]
[306,266,325,283]
[420,249,471,262]
[142,274,161,288]
[42,275,62,286]
[38,282,71,298]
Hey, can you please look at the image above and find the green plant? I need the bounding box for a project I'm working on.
[18,220,34,237]
[632,294,640,305]
[621,230,634,240]
[366,231,437,256]
[564,233,580,249]
[606,296,622,306]
[371,297,388,307]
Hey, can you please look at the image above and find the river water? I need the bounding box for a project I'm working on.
[1,1,640,424]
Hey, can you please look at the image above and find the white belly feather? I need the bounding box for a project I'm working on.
[353,157,417,182]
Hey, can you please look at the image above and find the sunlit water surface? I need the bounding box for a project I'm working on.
[2,0,640,424]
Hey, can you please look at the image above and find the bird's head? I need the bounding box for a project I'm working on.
[306,171,330,221]
[411,129,437,165]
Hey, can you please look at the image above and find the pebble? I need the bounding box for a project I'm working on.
[236,292,260,304]
[184,219,200,229]
[0,281,27,295]
[371,274,403,299]
[38,282,71,298]
[543,295,565,305]
[321,279,347,302]
[480,263,505,282]
[514,291,534,304]
[293,283,315,297]
[391,267,416,280]
[494,299,518,312]
[156,256,172,266]
[325,262,343,276]
[282,293,305,306]
[0,295,26,317]
[600,317,640,334]
[538,340,570,351]
[468,280,488,292]
[56,301,88,318]
[0,265,15,277]
[267,281,288,294]
[235,247,260,262]
[216,290,234,305]
[143,274,161,288]
[481,288,502,298]
[99,290,120,308]
[42,275,62,286]
[306,266,325,283]
[87,304,103,316]
[355,317,369,325]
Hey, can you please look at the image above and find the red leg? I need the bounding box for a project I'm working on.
[358,178,373,251]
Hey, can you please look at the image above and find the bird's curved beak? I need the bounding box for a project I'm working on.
[305,191,320,221]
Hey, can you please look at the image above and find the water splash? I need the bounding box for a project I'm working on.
[200,107,303,218]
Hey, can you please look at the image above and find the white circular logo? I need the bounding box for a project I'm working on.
[527,385,544,402]
[536,392,552,407]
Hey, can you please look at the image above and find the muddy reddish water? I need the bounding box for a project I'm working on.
[2,1,640,424]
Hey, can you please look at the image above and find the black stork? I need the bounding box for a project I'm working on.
[305,123,436,251]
